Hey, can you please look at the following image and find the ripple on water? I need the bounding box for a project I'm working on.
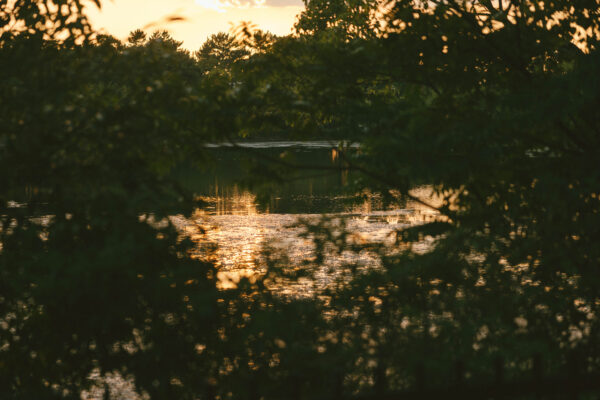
[172,205,439,293]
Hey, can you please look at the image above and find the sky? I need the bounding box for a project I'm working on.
[86,0,305,51]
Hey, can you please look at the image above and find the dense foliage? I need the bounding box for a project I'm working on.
[239,0,600,394]
[1,2,216,398]
[1,0,600,399]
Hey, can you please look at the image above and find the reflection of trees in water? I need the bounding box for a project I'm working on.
[197,185,260,216]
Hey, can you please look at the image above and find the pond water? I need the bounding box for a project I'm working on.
[172,142,439,287]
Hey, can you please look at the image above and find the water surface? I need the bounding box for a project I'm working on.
[173,142,439,286]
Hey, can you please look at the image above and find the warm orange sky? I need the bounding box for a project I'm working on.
[86,0,304,51]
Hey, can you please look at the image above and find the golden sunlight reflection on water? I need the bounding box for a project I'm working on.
[173,187,441,291]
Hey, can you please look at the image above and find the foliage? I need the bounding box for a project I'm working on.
[0,2,334,399]
[235,0,600,394]
[0,3,213,398]
[2,0,600,398]
[196,32,250,75]
[0,0,97,44]
[295,0,386,39]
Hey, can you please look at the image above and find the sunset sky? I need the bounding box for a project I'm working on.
[86,0,305,51]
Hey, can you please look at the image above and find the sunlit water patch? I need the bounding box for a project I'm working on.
[170,143,444,291]
[172,188,440,293]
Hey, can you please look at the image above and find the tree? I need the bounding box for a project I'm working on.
[195,32,249,75]
[0,3,221,398]
[1,3,337,399]
[146,29,185,52]
[126,29,146,46]
[234,0,600,393]
[295,0,386,39]
[0,0,96,44]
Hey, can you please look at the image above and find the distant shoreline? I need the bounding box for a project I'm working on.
[204,140,360,149]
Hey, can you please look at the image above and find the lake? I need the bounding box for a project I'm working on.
[172,141,440,289]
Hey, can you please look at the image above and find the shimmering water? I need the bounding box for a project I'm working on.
[172,142,440,286]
